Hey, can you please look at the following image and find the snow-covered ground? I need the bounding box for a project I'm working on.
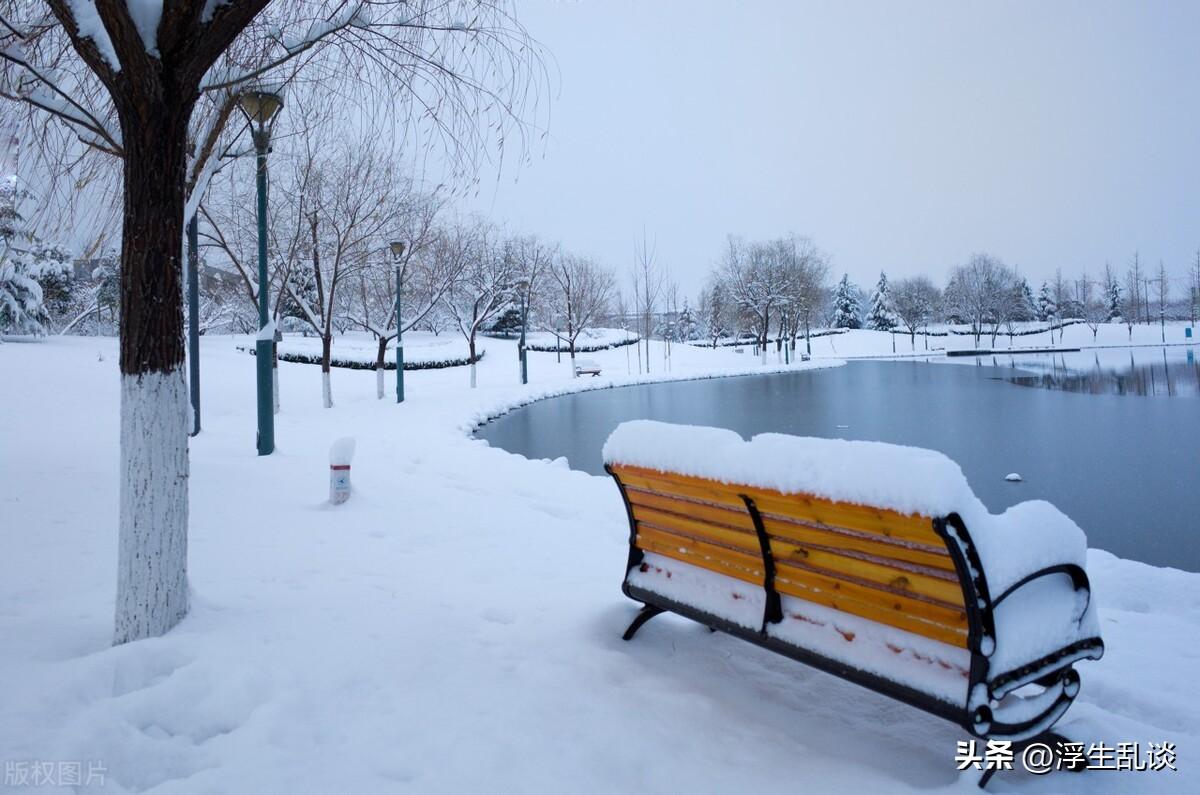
[1,326,1196,793]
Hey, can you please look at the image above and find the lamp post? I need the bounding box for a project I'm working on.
[390,240,406,402]
[239,88,284,456]
[516,280,529,384]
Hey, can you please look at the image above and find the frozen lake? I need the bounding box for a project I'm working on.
[478,348,1200,571]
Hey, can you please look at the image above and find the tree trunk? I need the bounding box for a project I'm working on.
[113,105,193,645]
[321,333,333,408]
[570,340,577,377]
[376,336,388,399]
[469,336,477,388]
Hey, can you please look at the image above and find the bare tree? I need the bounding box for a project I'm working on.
[347,192,451,398]
[443,222,514,388]
[547,252,615,375]
[0,0,545,643]
[944,253,1017,346]
[1123,253,1144,338]
[630,231,664,374]
[1075,272,1103,340]
[891,276,939,350]
[282,139,407,407]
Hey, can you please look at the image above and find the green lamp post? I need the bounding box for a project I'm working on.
[390,240,406,402]
[239,88,284,455]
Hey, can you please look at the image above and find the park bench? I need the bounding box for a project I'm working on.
[574,359,602,377]
[603,421,1104,786]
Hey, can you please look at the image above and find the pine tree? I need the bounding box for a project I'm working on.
[867,271,895,331]
[1020,279,1037,321]
[1037,281,1057,322]
[1106,279,1122,321]
[832,273,861,329]
[0,183,69,335]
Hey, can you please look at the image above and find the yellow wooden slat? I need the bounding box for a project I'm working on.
[625,488,756,532]
[613,464,945,548]
[631,506,761,554]
[636,531,765,587]
[763,518,956,572]
[772,560,967,627]
[771,543,963,605]
[614,466,747,508]
[636,524,765,574]
[748,491,941,546]
[774,573,969,648]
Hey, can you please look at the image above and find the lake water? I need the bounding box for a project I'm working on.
[476,348,1200,571]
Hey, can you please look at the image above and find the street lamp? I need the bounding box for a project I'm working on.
[239,87,284,455]
[516,280,530,384]
[390,240,406,402]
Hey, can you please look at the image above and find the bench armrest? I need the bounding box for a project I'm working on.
[991,563,1092,624]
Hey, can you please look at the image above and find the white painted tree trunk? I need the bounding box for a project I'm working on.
[470,362,477,388]
[114,369,190,644]
[322,371,333,408]
[376,368,384,399]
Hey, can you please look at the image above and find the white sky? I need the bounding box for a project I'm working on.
[464,0,1200,297]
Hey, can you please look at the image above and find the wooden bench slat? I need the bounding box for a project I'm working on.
[612,465,944,547]
[763,519,957,572]
[630,506,761,554]
[772,559,968,628]
[771,543,965,605]
[636,529,765,586]
[616,468,747,509]
[774,574,970,647]
[625,488,757,533]
[746,490,941,546]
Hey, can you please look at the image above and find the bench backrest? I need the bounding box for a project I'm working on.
[609,463,970,649]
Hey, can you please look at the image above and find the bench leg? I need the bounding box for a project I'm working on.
[622,604,665,641]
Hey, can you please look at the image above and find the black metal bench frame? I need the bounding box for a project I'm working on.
[606,466,1105,788]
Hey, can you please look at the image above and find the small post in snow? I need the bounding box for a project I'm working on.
[329,437,356,505]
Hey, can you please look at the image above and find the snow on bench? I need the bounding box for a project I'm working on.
[603,421,1104,783]
[573,359,602,377]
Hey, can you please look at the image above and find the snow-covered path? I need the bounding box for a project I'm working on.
[1,330,1196,793]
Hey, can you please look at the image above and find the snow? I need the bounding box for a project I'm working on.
[64,0,121,72]
[124,0,163,57]
[1,331,1197,793]
[1005,472,1022,482]
[328,436,355,467]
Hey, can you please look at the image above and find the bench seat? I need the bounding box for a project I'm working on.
[604,421,1104,744]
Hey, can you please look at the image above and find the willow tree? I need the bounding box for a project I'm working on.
[0,0,544,643]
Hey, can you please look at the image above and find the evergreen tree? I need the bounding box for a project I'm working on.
[1037,281,1057,322]
[1106,279,1122,320]
[1020,279,1037,321]
[486,307,523,336]
[866,271,895,331]
[0,183,70,335]
[832,273,861,329]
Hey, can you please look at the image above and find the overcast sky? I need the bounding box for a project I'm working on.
[463,0,1200,298]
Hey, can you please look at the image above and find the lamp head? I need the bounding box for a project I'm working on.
[389,240,406,259]
[239,88,284,136]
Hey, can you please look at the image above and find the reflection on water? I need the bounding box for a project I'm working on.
[972,348,1198,397]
